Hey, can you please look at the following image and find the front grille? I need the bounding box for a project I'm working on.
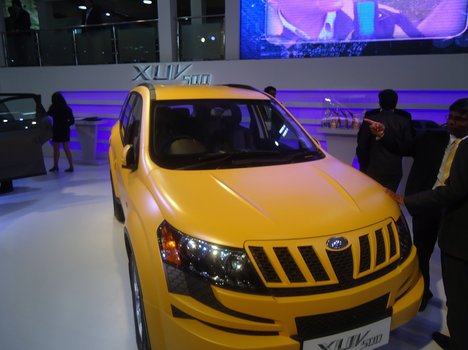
[294,294,391,340]
[246,218,401,294]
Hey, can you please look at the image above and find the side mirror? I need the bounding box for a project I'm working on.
[122,144,137,170]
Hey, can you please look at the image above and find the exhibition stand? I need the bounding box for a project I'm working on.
[74,118,108,165]
[318,127,358,165]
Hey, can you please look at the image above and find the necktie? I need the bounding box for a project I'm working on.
[440,139,461,185]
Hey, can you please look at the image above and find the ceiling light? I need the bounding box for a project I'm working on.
[143,0,152,4]
[78,5,86,10]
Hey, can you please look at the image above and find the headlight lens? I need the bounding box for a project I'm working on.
[158,221,265,292]
[396,215,412,263]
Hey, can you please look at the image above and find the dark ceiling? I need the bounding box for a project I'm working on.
[51,0,225,23]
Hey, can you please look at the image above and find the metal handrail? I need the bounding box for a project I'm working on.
[0,15,225,67]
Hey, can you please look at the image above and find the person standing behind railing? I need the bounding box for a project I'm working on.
[6,0,31,66]
[5,6,14,32]
[9,0,31,32]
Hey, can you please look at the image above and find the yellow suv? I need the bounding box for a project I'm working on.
[109,84,423,350]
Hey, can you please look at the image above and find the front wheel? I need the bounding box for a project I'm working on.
[129,254,151,350]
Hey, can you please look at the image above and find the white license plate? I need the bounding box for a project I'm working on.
[302,317,391,350]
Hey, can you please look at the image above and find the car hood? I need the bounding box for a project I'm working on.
[148,157,399,247]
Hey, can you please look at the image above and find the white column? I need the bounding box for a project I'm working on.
[224,0,240,60]
[190,0,206,24]
[157,0,178,62]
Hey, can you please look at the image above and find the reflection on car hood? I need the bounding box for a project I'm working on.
[149,157,399,247]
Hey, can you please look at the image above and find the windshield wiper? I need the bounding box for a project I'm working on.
[175,149,321,170]
[177,152,234,170]
[231,149,322,166]
[176,150,282,170]
[283,149,324,162]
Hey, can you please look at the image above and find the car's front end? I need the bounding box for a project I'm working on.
[111,84,423,350]
[139,159,422,350]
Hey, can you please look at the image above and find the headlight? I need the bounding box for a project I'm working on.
[396,215,412,263]
[157,221,265,292]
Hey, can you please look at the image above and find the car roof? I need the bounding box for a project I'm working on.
[144,84,270,101]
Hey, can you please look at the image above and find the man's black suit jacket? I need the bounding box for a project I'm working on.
[405,138,468,261]
[405,128,449,196]
[356,109,414,191]
[364,108,412,120]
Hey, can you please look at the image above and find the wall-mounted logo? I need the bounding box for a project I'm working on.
[132,64,212,85]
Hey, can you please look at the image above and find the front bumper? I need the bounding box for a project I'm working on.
[145,247,423,350]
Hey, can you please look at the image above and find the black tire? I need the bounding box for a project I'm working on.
[110,171,125,222]
[129,254,151,350]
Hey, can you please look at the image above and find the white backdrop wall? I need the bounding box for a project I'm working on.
[1,54,467,104]
[1,53,466,183]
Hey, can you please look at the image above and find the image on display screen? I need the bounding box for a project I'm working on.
[240,0,468,59]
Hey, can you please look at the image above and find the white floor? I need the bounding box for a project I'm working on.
[0,159,448,350]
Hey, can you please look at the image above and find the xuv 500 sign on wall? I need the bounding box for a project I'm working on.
[132,64,212,85]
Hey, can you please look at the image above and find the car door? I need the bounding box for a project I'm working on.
[0,93,51,181]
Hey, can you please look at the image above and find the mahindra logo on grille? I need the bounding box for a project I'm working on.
[326,237,349,250]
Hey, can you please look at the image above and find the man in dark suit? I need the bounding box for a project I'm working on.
[388,98,468,350]
[264,86,277,98]
[10,0,31,32]
[364,105,412,121]
[356,89,414,191]
[405,125,453,311]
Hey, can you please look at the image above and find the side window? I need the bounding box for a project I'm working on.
[0,96,39,131]
[123,95,143,167]
[119,93,137,142]
[125,97,142,147]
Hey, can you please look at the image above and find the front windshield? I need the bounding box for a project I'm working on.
[150,99,324,170]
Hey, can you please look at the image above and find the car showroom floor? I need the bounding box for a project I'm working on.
[0,159,448,350]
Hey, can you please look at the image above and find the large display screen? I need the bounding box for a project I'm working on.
[240,0,468,59]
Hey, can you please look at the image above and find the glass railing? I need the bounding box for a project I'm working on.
[2,19,160,66]
[0,15,225,67]
[177,15,225,61]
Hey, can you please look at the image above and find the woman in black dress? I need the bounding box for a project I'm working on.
[48,92,74,172]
